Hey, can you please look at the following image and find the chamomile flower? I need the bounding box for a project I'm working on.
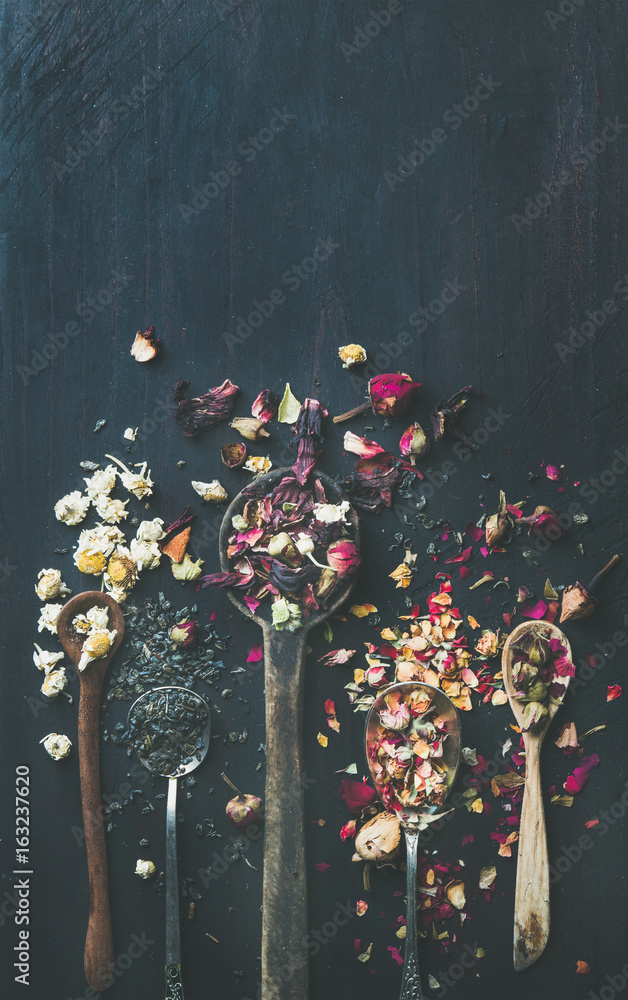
[77,629,117,671]
[33,644,64,673]
[105,454,153,499]
[35,568,72,601]
[83,465,117,498]
[37,604,63,635]
[41,668,68,699]
[54,491,90,525]
[40,733,72,760]
[92,495,129,524]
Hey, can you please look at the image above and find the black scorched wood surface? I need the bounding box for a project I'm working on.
[1,2,627,999]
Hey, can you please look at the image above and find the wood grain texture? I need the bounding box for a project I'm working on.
[2,2,628,998]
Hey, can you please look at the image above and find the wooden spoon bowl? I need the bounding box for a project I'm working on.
[57,591,125,989]
[502,619,572,972]
[219,468,359,1000]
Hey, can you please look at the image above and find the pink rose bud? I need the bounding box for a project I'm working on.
[326,540,361,578]
[368,373,422,418]
[169,618,198,648]
[399,422,430,463]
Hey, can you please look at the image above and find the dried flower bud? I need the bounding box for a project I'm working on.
[521,680,549,703]
[368,373,422,418]
[130,326,160,362]
[135,859,156,879]
[485,511,510,548]
[338,343,367,368]
[326,540,361,578]
[267,532,300,567]
[560,582,596,623]
[40,733,72,760]
[192,480,228,503]
[35,568,71,602]
[221,442,247,468]
[221,772,263,830]
[353,811,401,863]
[251,389,279,424]
[399,422,430,463]
[230,417,270,441]
[527,636,551,666]
[522,505,564,539]
[475,631,499,659]
[169,619,198,648]
[521,701,548,732]
[271,597,301,631]
[315,568,338,599]
[512,660,538,691]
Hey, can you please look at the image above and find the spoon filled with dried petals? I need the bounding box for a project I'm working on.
[126,686,210,1000]
[502,620,573,971]
[365,682,461,1000]
[56,592,125,990]
[205,467,360,1000]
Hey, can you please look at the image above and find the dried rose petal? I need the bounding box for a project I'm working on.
[338,778,378,814]
[252,389,279,424]
[130,325,160,362]
[607,684,622,702]
[173,378,240,437]
[343,431,386,459]
[399,422,430,462]
[545,464,562,481]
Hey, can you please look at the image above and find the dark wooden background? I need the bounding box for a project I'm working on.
[1,1,627,998]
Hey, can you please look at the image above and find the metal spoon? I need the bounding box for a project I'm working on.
[56,591,125,990]
[128,685,211,1000]
[365,682,461,1000]
[219,467,359,1000]
[502,621,572,972]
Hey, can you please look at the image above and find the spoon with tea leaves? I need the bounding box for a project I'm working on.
[502,621,573,972]
[365,682,461,1000]
[126,686,210,1000]
[57,592,125,990]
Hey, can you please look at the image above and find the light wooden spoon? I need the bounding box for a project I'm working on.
[502,620,572,972]
[57,592,125,990]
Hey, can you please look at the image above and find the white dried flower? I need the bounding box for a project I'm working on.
[313,501,350,524]
[54,491,90,525]
[41,668,68,699]
[136,518,165,543]
[92,496,129,524]
[295,534,315,554]
[105,454,153,499]
[72,606,110,634]
[130,537,162,572]
[243,456,272,474]
[135,859,156,879]
[37,604,63,634]
[124,427,138,441]
[33,644,64,673]
[83,465,118,498]
[40,733,72,760]
[78,629,117,671]
[35,568,72,602]
[191,480,228,503]
[338,343,367,368]
[74,525,125,575]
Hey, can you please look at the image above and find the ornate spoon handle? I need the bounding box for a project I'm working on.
[400,827,427,1000]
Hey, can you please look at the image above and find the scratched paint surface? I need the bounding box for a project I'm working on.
[1,2,627,998]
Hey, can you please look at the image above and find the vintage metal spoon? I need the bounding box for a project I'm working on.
[502,620,572,971]
[128,686,211,1000]
[56,592,125,990]
[219,467,359,1000]
[365,682,461,1000]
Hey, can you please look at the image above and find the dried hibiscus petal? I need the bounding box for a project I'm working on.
[173,378,240,437]
[342,452,402,513]
[291,398,328,485]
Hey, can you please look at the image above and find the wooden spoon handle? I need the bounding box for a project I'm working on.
[78,683,114,988]
[513,736,549,971]
[261,626,308,1000]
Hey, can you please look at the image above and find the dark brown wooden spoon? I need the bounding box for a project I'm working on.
[57,591,125,990]
[219,468,359,1000]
